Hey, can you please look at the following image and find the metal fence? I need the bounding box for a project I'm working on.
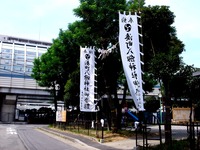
[135,122,200,150]
[54,111,200,149]
[58,119,200,149]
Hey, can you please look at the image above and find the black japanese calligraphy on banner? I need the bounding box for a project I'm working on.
[80,47,97,112]
[119,12,145,111]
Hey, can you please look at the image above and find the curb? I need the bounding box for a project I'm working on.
[38,127,99,148]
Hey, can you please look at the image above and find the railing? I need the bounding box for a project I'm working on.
[135,122,200,150]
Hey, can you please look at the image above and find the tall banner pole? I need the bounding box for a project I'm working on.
[118,12,145,111]
[80,47,98,112]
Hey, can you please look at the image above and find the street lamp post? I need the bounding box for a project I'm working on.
[55,83,60,111]
[158,93,162,124]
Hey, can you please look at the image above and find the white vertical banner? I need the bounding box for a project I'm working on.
[80,47,97,112]
[119,12,145,111]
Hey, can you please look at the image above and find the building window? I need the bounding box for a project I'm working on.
[14,55,24,60]
[26,56,35,61]
[26,51,36,56]
[1,54,12,59]
[26,61,33,66]
[13,60,24,65]
[26,67,32,72]
[1,48,12,53]
[13,65,24,72]
[0,65,11,70]
[0,59,10,65]
[14,50,24,55]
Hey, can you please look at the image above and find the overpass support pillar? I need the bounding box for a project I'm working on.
[0,94,16,123]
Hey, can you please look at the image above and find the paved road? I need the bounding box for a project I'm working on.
[124,124,191,146]
[149,124,189,140]
[0,124,26,150]
[0,124,97,150]
[0,123,193,150]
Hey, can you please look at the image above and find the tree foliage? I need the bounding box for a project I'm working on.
[142,6,184,76]
[31,1,190,134]
[170,65,195,100]
[144,96,160,112]
[140,6,185,145]
[127,0,145,11]
[32,29,80,110]
[73,0,126,48]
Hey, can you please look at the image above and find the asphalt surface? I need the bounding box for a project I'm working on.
[40,126,137,150]
[39,124,189,150]
[1,123,94,150]
[2,122,178,150]
[0,124,27,150]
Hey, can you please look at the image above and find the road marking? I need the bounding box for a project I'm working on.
[6,127,17,134]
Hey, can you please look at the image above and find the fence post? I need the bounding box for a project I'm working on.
[88,120,90,135]
[189,121,195,149]
[197,123,199,150]
[77,115,79,132]
[136,127,138,147]
[159,123,162,146]
[145,124,148,149]
[142,124,145,148]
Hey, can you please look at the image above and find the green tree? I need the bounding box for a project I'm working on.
[64,68,80,107]
[32,1,185,139]
[32,29,80,111]
[73,0,126,130]
[127,0,145,11]
[32,48,61,111]
[141,6,184,145]
[170,65,196,102]
[189,71,200,121]
[144,96,160,112]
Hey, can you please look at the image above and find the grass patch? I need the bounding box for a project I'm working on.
[49,124,136,142]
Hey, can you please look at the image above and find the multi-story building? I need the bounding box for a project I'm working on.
[0,35,51,76]
[0,35,52,122]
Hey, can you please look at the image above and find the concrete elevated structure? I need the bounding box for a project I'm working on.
[0,35,52,122]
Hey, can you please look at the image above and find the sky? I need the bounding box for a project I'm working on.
[0,0,199,68]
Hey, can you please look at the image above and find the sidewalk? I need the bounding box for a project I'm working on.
[39,127,137,150]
